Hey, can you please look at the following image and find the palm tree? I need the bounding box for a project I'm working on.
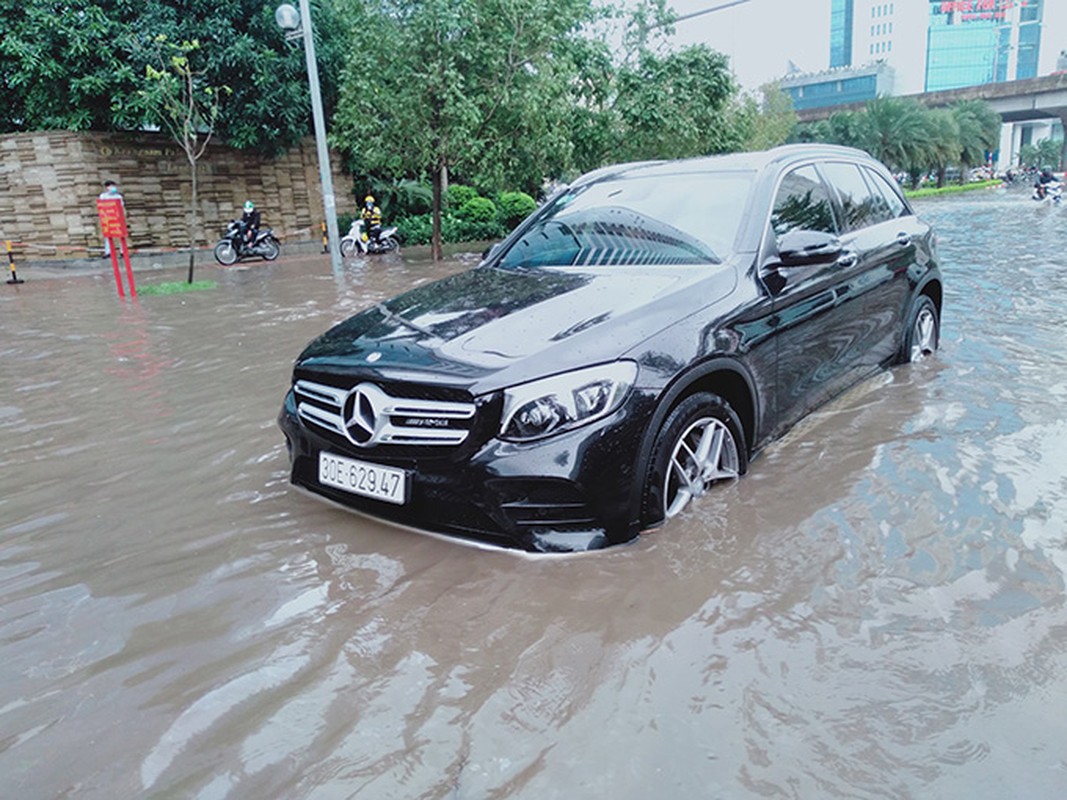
[859,97,934,179]
[925,108,961,187]
[952,100,1001,180]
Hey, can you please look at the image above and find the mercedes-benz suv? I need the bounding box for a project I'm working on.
[278,144,941,552]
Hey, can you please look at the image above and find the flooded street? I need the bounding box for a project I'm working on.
[3,187,1066,798]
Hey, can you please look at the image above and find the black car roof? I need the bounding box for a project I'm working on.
[570,144,880,187]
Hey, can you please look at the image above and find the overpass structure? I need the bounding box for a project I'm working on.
[796,73,1067,169]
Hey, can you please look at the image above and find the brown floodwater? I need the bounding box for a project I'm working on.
[2,189,1066,799]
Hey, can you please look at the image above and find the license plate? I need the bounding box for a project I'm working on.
[318,451,407,505]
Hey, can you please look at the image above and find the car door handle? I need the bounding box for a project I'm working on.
[896,233,912,247]
[837,251,858,268]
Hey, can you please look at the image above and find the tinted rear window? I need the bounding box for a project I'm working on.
[497,172,754,269]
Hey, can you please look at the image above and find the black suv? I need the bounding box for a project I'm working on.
[279,145,941,552]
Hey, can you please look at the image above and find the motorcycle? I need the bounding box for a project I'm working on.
[340,219,400,257]
[213,220,281,265]
[1032,181,1062,205]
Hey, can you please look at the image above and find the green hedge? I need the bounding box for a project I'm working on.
[905,179,1002,199]
[379,183,539,245]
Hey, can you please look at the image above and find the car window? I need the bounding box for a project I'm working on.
[863,167,908,220]
[820,161,886,230]
[496,172,753,269]
[771,165,837,237]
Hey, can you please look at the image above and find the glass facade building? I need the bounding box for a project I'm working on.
[926,0,1043,92]
[831,0,855,68]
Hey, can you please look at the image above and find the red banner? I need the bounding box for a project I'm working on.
[96,198,128,238]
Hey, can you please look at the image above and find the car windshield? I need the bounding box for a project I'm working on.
[497,171,753,269]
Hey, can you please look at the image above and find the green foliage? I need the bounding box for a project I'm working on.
[497,191,537,229]
[610,45,743,162]
[447,185,479,210]
[396,214,436,246]
[1018,138,1063,170]
[0,0,346,153]
[452,217,505,242]
[905,179,1001,198]
[790,97,1004,185]
[139,280,218,295]
[139,36,228,163]
[739,82,797,151]
[456,197,497,223]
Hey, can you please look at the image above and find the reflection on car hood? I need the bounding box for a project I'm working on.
[297,265,734,386]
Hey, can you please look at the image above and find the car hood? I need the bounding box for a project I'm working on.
[296,265,736,392]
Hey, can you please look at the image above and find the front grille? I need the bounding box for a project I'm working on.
[295,379,476,447]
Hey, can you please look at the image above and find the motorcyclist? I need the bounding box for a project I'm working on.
[360,195,382,246]
[1034,168,1057,198]
[239,200,261,252]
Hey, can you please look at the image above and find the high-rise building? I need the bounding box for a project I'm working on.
[925,0,1045,91]
[812,0,1065,97]
[830,0,855,67]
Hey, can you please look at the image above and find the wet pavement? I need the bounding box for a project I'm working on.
[2,186,1066,798]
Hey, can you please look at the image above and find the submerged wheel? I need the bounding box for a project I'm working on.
[262,237,280,261]
[902,295,939,363]
[380,235,400,253]
[213,241,238,266]
[340,238,357,258]
[642,392,747,526]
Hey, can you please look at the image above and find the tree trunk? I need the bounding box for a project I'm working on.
[431,162,443,262]
[187,153,198,283]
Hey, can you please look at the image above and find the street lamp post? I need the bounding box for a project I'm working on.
[276,1,342,273]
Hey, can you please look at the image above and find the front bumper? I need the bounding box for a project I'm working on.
[277,388,652,552]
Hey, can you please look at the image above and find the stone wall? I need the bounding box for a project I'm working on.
[0,130,354,255]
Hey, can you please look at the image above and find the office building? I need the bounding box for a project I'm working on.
[780,61,896,111]
[830,0,855,68]
[925,0,1045,91]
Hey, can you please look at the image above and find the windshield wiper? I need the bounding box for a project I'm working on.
[374,303,438,338]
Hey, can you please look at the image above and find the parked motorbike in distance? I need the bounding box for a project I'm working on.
[1032,181,1062,205]
[340,219,400,257]
[213,220,281,265]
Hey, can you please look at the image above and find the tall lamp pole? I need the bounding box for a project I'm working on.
[276,1,342,273]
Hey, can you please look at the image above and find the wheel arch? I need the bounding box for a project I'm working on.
[627,358,760,530]
[917,276,942,317]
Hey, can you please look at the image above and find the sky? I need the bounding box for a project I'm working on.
[667,0,833,91]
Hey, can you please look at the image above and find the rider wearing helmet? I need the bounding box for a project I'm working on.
[360,195,382,245]
[239,200,261,252]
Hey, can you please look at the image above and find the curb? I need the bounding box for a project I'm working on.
[20,238,329,271]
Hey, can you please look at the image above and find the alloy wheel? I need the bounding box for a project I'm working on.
[663,416,740,518]
[910,306,937,361]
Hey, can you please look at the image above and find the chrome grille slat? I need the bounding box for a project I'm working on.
[295,378,475,447]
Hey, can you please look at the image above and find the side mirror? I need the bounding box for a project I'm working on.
[481,242,502,264]
[776,229,843,267]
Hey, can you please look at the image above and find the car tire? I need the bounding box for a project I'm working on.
[900,295,939,363]
[641,392,747,527]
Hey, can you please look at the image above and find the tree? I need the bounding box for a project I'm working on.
[951,99,1001,178]
[858,97,936,178]
[0,0,345,154]
[740,82,796,151]
[140,36,229,282]
[1019,138,1063,170]
[334,0,604,259]
[0,0,142,131]
[923,108,961,187]
[611,45,744,162]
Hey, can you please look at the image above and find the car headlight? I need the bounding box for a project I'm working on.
[499,362,637,442]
